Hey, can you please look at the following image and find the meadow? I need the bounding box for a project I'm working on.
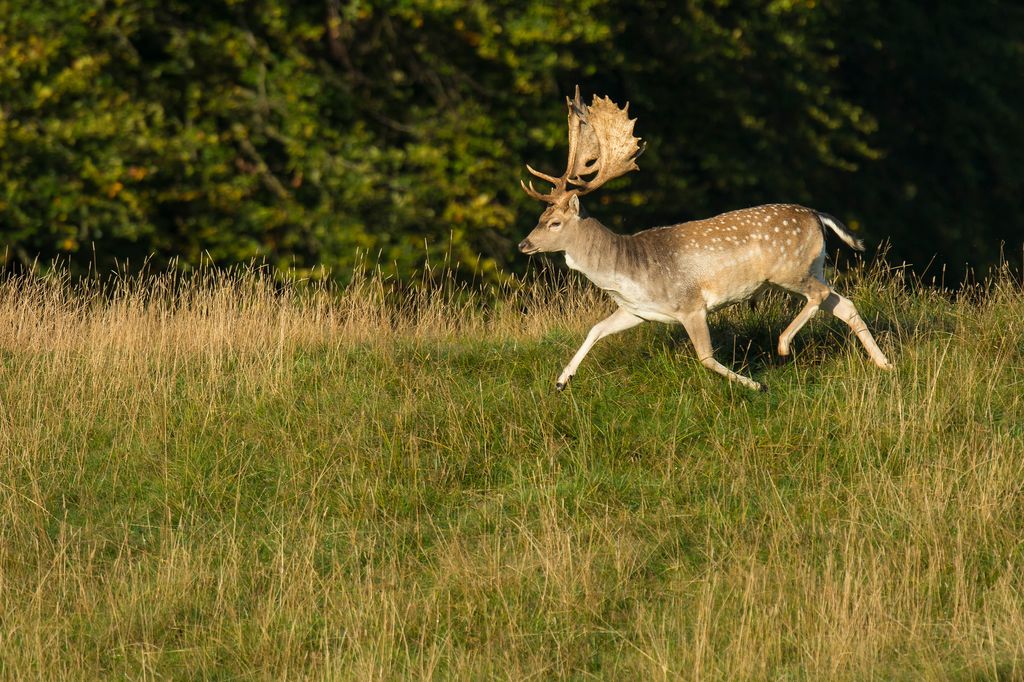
[0,259,1022,679]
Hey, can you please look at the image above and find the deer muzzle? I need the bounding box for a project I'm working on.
[518,238,537,254]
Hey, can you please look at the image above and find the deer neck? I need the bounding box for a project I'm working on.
[562,217,625,280]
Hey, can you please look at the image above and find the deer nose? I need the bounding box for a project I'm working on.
[518,238,533,253]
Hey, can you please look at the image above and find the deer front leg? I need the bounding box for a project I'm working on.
[557,308,644,390]
[676,308,763,391]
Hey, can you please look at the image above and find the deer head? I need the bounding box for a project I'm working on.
[518,87,645,254]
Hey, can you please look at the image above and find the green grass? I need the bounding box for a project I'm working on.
[1,262,1023,679]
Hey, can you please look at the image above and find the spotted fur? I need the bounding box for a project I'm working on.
[519,199,892,391]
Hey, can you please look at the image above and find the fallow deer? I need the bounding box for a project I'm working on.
[519,87,892,391]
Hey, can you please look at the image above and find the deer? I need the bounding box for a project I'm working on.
[518,87,892,392]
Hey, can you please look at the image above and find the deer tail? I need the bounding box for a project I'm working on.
[815,211,865,252]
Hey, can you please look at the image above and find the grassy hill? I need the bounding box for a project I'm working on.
[1,261,1022,679]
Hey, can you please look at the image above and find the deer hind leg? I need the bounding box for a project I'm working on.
[777,278,831,357]
[677,309,762,391]
[821,292,892,369]
[557,307,644,390]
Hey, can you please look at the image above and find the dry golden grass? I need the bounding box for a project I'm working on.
[0,261,1022,679]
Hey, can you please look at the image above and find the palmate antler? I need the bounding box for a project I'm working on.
[521,86,646,204]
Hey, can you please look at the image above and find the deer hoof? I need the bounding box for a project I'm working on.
[556,377,571,391]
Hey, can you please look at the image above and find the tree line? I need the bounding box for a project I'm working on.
[2,0,1021,282]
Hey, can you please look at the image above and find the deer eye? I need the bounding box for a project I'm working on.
[549,221,563,230]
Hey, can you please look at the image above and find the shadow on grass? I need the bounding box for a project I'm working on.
[644,295,908,376]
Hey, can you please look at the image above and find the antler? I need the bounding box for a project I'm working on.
[519,164,564,203]
[565,91,646,194]
[520,86,645,203]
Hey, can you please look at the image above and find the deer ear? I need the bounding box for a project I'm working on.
[568,194,580,214]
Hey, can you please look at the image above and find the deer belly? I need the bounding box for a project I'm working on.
[606,290,678,323]
[702,279,765,311]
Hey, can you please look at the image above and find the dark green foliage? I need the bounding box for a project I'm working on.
[2,1,1021,280]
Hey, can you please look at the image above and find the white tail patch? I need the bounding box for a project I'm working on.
[817,212,865,252]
